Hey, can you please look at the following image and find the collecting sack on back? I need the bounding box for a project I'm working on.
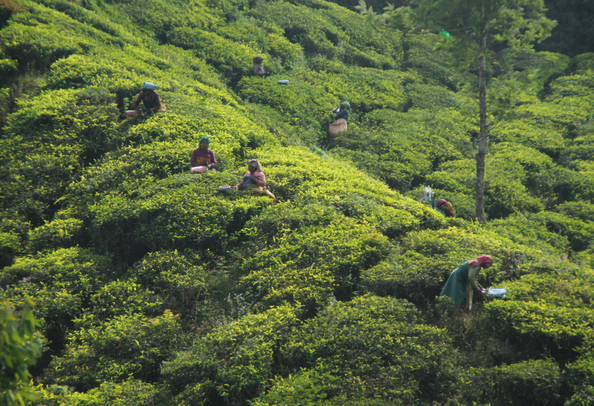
[329,118,347,138]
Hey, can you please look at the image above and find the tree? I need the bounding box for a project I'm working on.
[412,0,555,222]
[0,300,42,406]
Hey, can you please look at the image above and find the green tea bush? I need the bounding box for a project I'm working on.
[564,331,594,404]
[403,33,470,88]
[533,211,594,252]
[250,146,444,231]
[503,271,594,309]
[46,311,184,391]
[0,300,42,406]
[331,108,473,192]
[0,247,110,294]
[130,250,208,319]
[36,0,139,45]
[485,300,594,358]
[249,1,339,59]
[89,179,270,265]
[0,230,20,268]
[405,82,460,111]
[162,305,300,405]
[250,369,331,406]
[0,87,119,223]
[240,219,389,310]
[508,100,589,139]
[250,0,402,66]
[490,119,567,157]
[0,22,87,70]
[297,68,411,114]
[216,17,301,68]
[238,75,336,131]
[562,121,594,165]
[510,50,571,91]
[460,359,562,406]
[485,213,571,254]
[37,378,160,406]
[44,54,139,92]
[237,202,341,245]
[167,27,256,85]
[281,295,456,403]
[426,143,564,219]
[557,201,594,223]
[546,72,594,103]
[27,218,85,253]
[67,141,200,204]
[88,279,165,321]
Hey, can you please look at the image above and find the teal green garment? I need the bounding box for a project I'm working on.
[440,261,482,307]
[430,195,446,217]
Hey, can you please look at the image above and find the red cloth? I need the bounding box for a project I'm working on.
[469,255,493,268]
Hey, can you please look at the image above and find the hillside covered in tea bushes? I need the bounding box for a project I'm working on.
[1,0,594,404]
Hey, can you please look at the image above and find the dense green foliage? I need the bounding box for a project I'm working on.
[0,0,593,404]
[0,300,42,406]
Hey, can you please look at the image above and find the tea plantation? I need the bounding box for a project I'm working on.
[1,0,594,404]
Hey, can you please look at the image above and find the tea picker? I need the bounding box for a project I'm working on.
[420,186,456,217]
[328,101,350,138]
[190,136,216,173]
[126,81,166,117]
[440,255,493,311]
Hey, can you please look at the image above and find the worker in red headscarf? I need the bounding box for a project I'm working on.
[440,255,493,310]
[430,193,456,217]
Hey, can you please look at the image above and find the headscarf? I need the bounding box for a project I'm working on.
[199,136,210,149]
[253,56,264,64]
[469,255,493,268]
[142,81,158,91]
[248,159,262,171]
[436,199,447,207]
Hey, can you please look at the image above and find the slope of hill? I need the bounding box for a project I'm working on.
[1,0,594,404]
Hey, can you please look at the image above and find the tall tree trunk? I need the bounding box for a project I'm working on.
[476,36,487,223]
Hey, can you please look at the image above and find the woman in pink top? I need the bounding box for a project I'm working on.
[236,159,276,203]
[253,56,270,77]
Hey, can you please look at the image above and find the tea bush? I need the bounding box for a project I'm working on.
[0,300,42,406]
[240,219,389,310]
[238,75,336,131]
[281,295,456,403]
[0,247,110,294]
[533,211,594,252]
[0,87,119,223]
[88,279,165,321]
[485,213,571,254]
[88,178,271,265]
[37,378,160,406]
[460,359,562,406]
[485,300,594,358]
[27,218,85,253]
[162,305,301,405]
[403,33,470,88]
[425,143,567,219]
[503,271,594,309]
[0,230,20,268]
[130,250,209,319]
[0,21,87,71]
[46,310,184,391]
